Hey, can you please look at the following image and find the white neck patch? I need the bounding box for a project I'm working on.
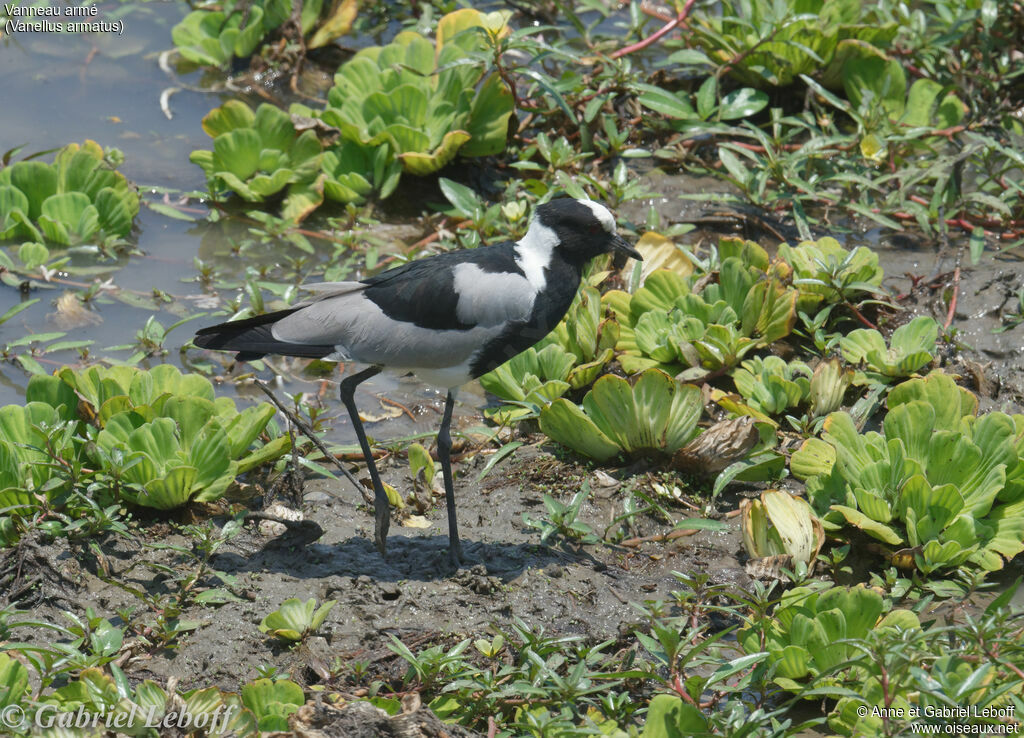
[578,199,617,233]
[515,219,558,291]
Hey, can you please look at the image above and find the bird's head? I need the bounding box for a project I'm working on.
[529,198,642,265]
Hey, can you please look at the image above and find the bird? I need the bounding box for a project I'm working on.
[193,197,641,566]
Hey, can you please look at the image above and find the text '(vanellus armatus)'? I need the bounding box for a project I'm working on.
[193,198,641,567]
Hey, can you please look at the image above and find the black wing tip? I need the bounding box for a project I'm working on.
[191,308,337,361]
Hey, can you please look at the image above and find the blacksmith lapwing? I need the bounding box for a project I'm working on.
[193,197,641,566]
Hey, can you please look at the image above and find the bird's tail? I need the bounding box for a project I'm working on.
[193,309,335,361]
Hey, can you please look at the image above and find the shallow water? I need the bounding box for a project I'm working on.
[3,1,1024,436]
[1,1,445,443]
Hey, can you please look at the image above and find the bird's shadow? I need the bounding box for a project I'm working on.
[213,532,587,584]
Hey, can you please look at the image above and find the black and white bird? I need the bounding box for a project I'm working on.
[194,198,640,566]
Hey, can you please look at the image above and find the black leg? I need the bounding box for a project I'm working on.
[339,366,389,556]
[437,390,461,567]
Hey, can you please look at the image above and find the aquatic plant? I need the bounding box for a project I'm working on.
[738,585,919,689]
[479,344,574,424]
[172,0,357,68]
[259,598,336,643]
[720,357,853,427]
[539,369,702,462]
[293,9,514,180]
[66,365,287,509]
[0,365,287,528]
[189,101,324,222]
[605,240,797,377]
[0,141,138,247]
[241,678,305,732]
[791,372,1024,574]
[777,236,884,313]
[741,489,825,566]
[321,142,402,205]
[689,0,899,89]
[0,400,78,525]
[732,356,813,417]
[839,315,938,381]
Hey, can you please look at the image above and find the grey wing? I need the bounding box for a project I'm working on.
[271,274,536,370]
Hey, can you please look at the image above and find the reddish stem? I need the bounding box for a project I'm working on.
[610,0,696,59]
[944,266,960,330]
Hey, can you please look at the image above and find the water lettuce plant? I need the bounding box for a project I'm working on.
[172,0,357,68]
[293,9,514,180]
[479,344,574,424]
[190,101,323,222]
[689,0,899,89]
[605,240,797,377]
[0,400,77,523]
[320,142,402,206]
[719,357,852,426]
[839,315,938,381]
[0,366,287,523]
[738,585,919,690]
[538,369,702,462]
[259,597,336,643]
[172,4,266,67]
[241,678,305,732]
[791,372,1024,574]
[731,356,813,417]
[777,236,884,312]
[0,140,138,247]
[741,489,824,566]
[64,365,287,509]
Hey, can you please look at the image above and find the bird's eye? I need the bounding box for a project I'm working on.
[588,225,601,235]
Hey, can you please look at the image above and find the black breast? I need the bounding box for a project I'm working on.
[470,257,582,377]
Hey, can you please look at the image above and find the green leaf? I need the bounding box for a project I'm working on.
[719,88,770,120]
[408,442,435,485]
[259,598,335,641]
[461,73,514,157]
[539,398,620,462]
[636,84,696,120]
[640,694,708,738]
[240,678,304,724]
[830,504,904,545]
[696,76,717,120]
[0,298,39,326]
[902,78,942,127]
[476,441,521,482]
[438,178,481,219]
[308,0,357,48]
[718,147,750,187]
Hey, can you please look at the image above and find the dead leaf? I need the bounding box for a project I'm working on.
[308,0,358,49]
[359,398,404,423]
[672,416,758,474]
[402,515,432,529]
[633,232,694,285]
[51,291,103,328]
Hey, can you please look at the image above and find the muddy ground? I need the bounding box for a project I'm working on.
[6,186,1024,705]
[12,439,749,694]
